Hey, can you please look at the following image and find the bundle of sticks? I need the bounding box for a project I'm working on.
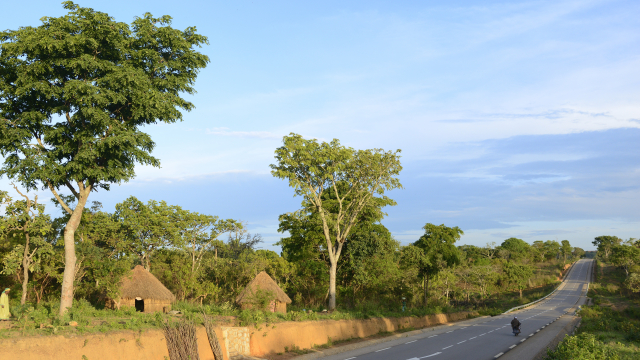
[202,315,224,360]
[163,320,200,360]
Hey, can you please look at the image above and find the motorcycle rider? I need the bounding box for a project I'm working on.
[511,316,521,333]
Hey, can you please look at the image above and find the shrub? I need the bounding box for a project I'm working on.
[545,333,619,360]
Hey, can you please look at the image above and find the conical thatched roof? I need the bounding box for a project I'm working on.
[236,271,292,304]
[119,265,175,301]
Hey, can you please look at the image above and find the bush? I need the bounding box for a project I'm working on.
[545,333,619,360]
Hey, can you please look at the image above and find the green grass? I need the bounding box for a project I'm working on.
[0,299,166,338]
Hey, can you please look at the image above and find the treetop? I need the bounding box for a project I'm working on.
[0,2,209,196]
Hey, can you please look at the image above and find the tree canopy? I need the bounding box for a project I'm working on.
[593,236,622,260]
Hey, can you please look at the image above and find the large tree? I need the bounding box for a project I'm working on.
[278,181,397,306]
[592,236,622,260]
[610,245,640,277]
[502,262,534,298]
[543,240,561,261]
[500,237,530,261]
[0,2,209,315]
[271,133,402,309]
[560,240,573,264]
[412,223,463,304]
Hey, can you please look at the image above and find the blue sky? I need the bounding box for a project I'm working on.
[2,0,639,251]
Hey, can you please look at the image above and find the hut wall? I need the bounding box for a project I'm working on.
[144,299,172,313]
[238,301,286,313]
[120,298,136,309]
[117,298,171,313]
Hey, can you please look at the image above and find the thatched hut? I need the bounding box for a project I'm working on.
[236,271,292,313]
[106,265,175,313]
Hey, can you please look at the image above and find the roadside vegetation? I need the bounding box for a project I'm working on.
[545,238,640,360]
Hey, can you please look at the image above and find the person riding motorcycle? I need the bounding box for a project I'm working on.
[511,316,521,333]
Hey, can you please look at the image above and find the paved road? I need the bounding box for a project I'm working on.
[318,259,593,360]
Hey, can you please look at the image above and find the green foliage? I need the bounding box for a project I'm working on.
[0,2,210,193]
[412,223,462,302]
[625,273,640,293]
[271,133,402,309]
[502,262,534,297]
[113,197,181,271]
[0,1,209,315]
[561,240,573,264]
[545,333,620,360]
[610,245,640,277]
[246,289,277,311]
[500,238,530,261]
[593,236,623,260]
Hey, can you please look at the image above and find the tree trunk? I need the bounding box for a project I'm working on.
[519,289,522,298]
[143,254,151,272]
[59,194,89,316]
[328,260,337,310]
[21,234,30,305]
[423,275,430,306]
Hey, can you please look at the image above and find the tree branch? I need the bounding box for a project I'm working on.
[65,180,80,199]
[47,182,73,215]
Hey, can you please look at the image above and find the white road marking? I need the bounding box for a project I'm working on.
[406,340,417,344]
[494,353,504,358]
[457,340,466,344]
[428,335,437,338]
[469,336,477,339]
[442,345,453,349]
[509,345,517,349]
[446,330,454,333]
[345,358,356,360]
[419,352,442,358]
[375,347,390,352]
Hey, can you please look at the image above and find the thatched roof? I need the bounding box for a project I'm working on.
[236,271,292,304]
[119,265,175,302]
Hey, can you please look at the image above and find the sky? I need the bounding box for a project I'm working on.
[1,0,639,251]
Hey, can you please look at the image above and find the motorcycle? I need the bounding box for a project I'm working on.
[512,326,521,336]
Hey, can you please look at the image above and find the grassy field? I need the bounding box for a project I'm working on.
[545,261,640,360]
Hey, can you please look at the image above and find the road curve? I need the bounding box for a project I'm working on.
[317,258,593,360]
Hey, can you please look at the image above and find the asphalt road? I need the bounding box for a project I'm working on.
[318,259,593,360]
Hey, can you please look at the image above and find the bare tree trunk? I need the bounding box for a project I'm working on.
[21,234,30,305]
[519,289,522,298]
[328,261,337,310]
[59,193,89,316]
